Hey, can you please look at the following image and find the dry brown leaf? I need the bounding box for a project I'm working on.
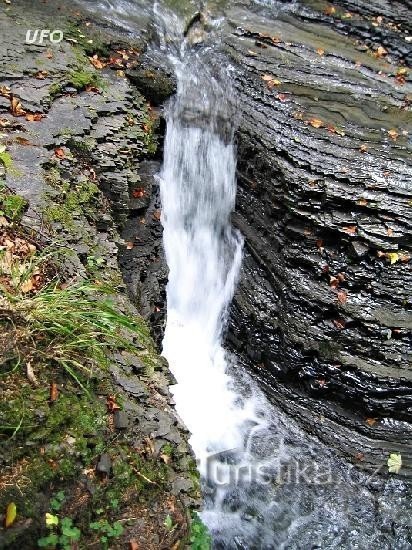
[34,70,48,80]
[308,118,323,128]
[337,290,348,304]
[25,113,45,122]
[329,276,339,289]
[126,241,134,250]
[129,541,139,550]
[15,136,32,146]
[54,147,65,158]
[375,46,388,58]
[89,54,106,69]
[50,382,59,403]
[342,225,357,234]
[160,453,170,464]
[324,5,336,15]
[20,278,35,293]
[316,48,325,56]
[359,144,368,153]
[366,418,377,426]
[333,318,346,330]
[10,97,26,117]
[26,362,39,386]
[0,85,11,99]
[355,452,365,461]
[357,198,368,206]
[388,129,399,141]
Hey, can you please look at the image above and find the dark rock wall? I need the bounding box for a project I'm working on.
[220,0,412,471]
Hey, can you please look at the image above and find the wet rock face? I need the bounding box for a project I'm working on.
[220,0,412,464]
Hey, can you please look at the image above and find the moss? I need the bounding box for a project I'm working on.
[68,68,103,91]
[43,178,99,228]
[0,151,13,170]
[49,82,63,98]
[0,192,27,221]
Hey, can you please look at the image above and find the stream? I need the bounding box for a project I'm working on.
[77,1,412,547]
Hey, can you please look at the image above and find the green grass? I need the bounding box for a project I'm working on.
[1,281,146,387]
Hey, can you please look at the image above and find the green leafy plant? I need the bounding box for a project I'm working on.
[190,513,211,550]
[89,518,124,548]
[38,515,81,549]
[50,491,65,512]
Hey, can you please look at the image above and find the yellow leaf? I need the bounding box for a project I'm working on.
[387,453,402,474]
[316,48,325,56]
[5,502,16,528]
[45,513,59,527]
[387,252,399,264]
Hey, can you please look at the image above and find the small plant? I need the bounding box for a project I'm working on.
[190,513,211,550]
[50,491,65,512]
[89,518,124,548]
[38,515,81,549]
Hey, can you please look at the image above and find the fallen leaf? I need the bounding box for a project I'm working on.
[337,290,347,304]
[50,382,58,402]
[89,54,106,69]
[337,272,345,282]
[359,144,368,153]
[388,129,399,141]
[26,362,39,386]
[15,136,32,145]
[308,118,323,128]
[386,252,399,264]
[324,5,336,15]
[276,93,288,101]
[327,124,336,133]
[160,453,170,464]
[54,147,65,159]
[20,278,34,293]
[0,86,11,98]
[132,187,145,198]
[25,113,45,122]
[375,46,388,58]
[366,418,377,426]
[153,210,161,221]
[316,48,325,56]
[10,97,26,116]
[85,85,100,93]
[107,395,121,413]
[342,225,357,235]
[129,541,139,550]
[387,453,402,474]
[329,276,339,289]
[357,198,368,206]
[355,452,365,461]
[45,50,53,59]
[5,502,16,528]
[126,241,134,250]
[34,70,48,79]
[333,318,346,329]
